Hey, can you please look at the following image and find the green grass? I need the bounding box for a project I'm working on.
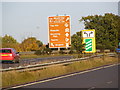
[20,53,95,60]
[2,55,119,88]
[20,54,72,59]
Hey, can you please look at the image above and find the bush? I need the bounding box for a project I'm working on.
[44,48,52,55]
[34,50,43,55]
[69,50,74,54]
[35,48,52,55]
[59,50,65,54]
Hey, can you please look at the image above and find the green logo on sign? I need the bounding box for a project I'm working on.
[85,39,92,51]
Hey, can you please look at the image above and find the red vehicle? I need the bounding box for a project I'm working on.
[0,48,20,63]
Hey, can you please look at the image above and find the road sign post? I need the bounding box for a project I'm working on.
[48,16,71,48]
[82,29,96,53]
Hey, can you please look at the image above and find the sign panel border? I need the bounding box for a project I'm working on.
[82,29,96,53]
[48,15,71,48]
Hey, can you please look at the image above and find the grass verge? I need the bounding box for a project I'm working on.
[20,53,95,59]
[20,54,72,59]
[2,55,119,88]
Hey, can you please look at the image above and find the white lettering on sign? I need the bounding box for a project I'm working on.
[65,23,69,27]
[65,33,69,37]
[49,18,53,22]
[51,39,58,41]
[50,33,60,35]
[65,28,70,32]
[66,38,69,42]
[55,25,59,26]
[50,25,59,27]
[55,44,64,46]
[51,43,54,47]
[54,17,65,20]
[53,36,58,38]
[54,21,63,23]
[66,17,70,21]
[50,30,59,32]
[50,17,65,23]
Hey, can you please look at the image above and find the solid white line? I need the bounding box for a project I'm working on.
[10,63,119,89]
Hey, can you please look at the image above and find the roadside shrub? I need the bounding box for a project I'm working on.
[44,48,52,55]
[35,48,52,55]
[77,54,82,58]
[34,50,43,55]
[59,50,65,54]
[69,50,74,54]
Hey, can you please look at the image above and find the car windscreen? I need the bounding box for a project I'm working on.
[0,49,12,53]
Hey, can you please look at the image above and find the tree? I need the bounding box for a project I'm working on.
[2,35,20,51]
[34,45,52,55]
[36,40,43,47]
[0,36,2,48]
[20,37,43,51]
[2,34,18,44]
[80,13,120,51]
[71,31,85,53]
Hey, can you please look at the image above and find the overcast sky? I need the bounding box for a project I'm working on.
[1,1,119,44]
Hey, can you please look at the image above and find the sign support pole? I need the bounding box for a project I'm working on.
[58,47,60,51]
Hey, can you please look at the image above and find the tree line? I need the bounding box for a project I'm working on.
[1,13,120,53]
[0,35,43,52]
[80,13,120,51]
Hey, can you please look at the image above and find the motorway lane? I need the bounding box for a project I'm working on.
[16,64,119,88]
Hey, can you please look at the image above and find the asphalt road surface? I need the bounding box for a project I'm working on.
[1,56,73,69]
[13,64,119,89]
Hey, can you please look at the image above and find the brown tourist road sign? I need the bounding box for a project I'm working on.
[48,16,71,48]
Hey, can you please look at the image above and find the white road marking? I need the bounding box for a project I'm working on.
[88,87,95,90]
[10,63,120,89]
[107,81,112,84]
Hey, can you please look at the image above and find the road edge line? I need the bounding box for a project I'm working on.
[9,63,120,89]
